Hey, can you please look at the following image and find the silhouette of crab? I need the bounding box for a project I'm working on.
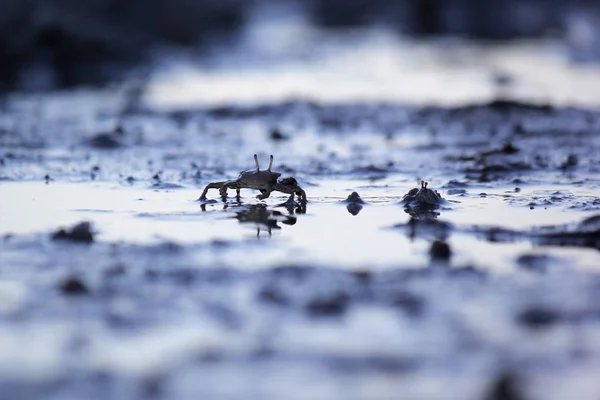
[402,181,444,208]
[199,154,306,204]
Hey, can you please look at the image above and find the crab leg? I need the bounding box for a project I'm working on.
[268,155,273,171]
[254,154,260,171]
[219,180,241,198]
[256,187,273,200]
[298,188,307,203]
[198,181,226,200]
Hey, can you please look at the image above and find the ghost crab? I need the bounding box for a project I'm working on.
[402,181,444,208]
[199,154,307,204]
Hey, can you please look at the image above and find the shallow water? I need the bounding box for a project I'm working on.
[2,180,599,273]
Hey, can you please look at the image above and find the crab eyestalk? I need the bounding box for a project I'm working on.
[254,154,260,171]
[268,155,273,171]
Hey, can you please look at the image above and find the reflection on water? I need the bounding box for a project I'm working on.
[346,203,363,216]
[200,198,306,215]
[199,200,302,237]
[234,204,298,237]
[403,206,441,220]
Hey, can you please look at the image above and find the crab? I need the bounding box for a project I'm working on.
[198,154,307,204]
[402,181,444,208]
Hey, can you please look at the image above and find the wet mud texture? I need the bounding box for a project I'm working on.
[2,98,600,399]
[0,0,247,90]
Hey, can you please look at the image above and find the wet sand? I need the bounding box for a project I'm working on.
[2,35,600,399]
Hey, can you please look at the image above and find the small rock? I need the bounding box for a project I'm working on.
[442,180,468,188]
[485,372,524,400]
[269,128,289,141]
[88,133,122,149]
[258,286,290,306]
[393,291,424,317]
[560,154,578,170]
[447,188,466,195]
[60,277,89,296]
[51,222,94,243]
[492,73,514,87]
[517,307,559,329]
[501,142,519,154]
[344,191,365,204]
[306,293,348,317]
[104,264,126,277]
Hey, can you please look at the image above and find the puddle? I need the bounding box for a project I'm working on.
[2,180,599,274]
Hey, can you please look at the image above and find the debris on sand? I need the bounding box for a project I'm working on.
[305,292,349,317]
[51,221,95,243]
[269,128,289,141]
[60,277,89,296]
[485,372,525,400]
[87,126,125,149]
[517,307,560,330]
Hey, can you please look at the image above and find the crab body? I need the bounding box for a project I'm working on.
[222,169,281,195]
[199,154,306,204]
[402,181,444,208]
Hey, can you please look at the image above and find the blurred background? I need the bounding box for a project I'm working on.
[1,0,600,104]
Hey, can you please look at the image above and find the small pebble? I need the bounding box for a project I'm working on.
[485,372,524,400]
[344,191,365,204]
[269,128,289,141]
[306,293,348,317]
[517,307,559,329]
[60,277,89,296]
[51,222,94,243]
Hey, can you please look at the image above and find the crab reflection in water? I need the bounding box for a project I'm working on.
[234,204,298,237]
